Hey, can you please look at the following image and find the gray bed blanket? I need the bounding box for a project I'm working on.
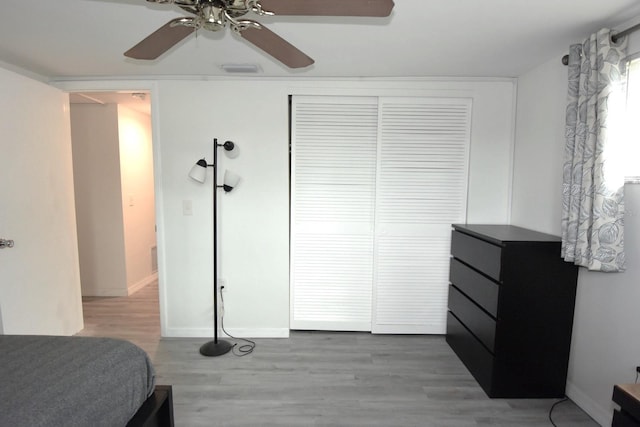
[0,335,155,427]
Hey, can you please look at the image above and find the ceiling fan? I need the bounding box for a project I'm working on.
[124,0,395,69]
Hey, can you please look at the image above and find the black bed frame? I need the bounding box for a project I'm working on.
[126,385,174,427]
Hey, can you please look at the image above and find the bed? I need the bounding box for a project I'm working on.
[0,335,174,427]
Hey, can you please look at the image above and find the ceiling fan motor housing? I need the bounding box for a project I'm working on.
[199,5,227,30]
[177,0,256,31]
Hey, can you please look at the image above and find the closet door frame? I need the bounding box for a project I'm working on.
[290,94,471,333]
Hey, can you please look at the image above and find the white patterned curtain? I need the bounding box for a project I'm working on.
[561,28,628,272]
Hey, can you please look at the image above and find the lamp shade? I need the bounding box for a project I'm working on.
[222,170,241,192]
[189,159,208,183]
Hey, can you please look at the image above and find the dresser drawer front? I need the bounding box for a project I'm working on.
[446,312,495,395]
[451,230,502,280]
[448,285,496,352]
[449,258,499,318]
[612,409,639,427]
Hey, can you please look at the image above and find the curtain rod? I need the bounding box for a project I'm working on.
[561,22,640,65]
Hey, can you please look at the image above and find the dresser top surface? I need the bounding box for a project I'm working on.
[615,384,640,400]
[452,224,561,244]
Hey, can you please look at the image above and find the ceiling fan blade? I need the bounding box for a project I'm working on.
[239,25,314,69]
[258,0,395,17]
[145,0,197,4]
[124,19,195,60]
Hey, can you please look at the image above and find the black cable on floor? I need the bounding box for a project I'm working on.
[549,396,568,427]
[219,288,256,357]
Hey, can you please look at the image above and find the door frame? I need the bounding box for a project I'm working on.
[54,80,168,336]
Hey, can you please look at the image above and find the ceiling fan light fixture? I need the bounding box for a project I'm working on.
[220,64,262,73]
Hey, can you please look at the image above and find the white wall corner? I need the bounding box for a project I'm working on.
[507,79,519,224]
[566,380,613,427]
[128,272,158,296]
[0,59,48,83]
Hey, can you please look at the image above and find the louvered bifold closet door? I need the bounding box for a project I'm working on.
[372,97,471,334]
[290,96,378,331]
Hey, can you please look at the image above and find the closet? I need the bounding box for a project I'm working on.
[290,95,471,334]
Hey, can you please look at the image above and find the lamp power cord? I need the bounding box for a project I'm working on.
[219,287,256,357]
[548,396,568,427]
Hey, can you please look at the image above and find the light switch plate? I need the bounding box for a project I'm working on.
[183,200,193,216]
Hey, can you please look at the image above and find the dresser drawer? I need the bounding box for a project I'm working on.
[449,258,499,318]
[451,230,502,280]
[448,285,496,352]
[446,311,494,394]
[612,409,639,427]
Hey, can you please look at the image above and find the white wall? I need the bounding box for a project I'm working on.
[71,103,157,296]
[117,105,157,293]
[0,70,517,340]
[71,104,128,296]
[0,65,83,335]
[512,28,640,426]
[156,80,293,337]
[511,58,567,232]
[152,78,516,338]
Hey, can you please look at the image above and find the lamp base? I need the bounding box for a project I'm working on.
[199,339,233,357]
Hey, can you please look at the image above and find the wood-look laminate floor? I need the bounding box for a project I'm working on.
[78,282,599,427]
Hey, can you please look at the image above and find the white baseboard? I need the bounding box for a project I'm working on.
[565,380,611,427]
[223,328,290,339]
[128,272,158,296]
[162,328,214,338]
[82,288,128,297]
[163,327,290,339]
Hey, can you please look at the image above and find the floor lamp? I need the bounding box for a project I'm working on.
[189,138,240,357]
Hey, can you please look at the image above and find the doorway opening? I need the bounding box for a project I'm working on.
[68,91,160,350]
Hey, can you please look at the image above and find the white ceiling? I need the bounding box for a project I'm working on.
[1,0,640,81]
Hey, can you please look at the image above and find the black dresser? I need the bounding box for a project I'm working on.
[446,224,578,398]
[613,384,640,426]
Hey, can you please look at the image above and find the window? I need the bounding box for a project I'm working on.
[623,58,640,183]
[604,57,640,185]
[607,57,640,184]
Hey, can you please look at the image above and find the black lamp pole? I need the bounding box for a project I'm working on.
[200,138,234,357]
